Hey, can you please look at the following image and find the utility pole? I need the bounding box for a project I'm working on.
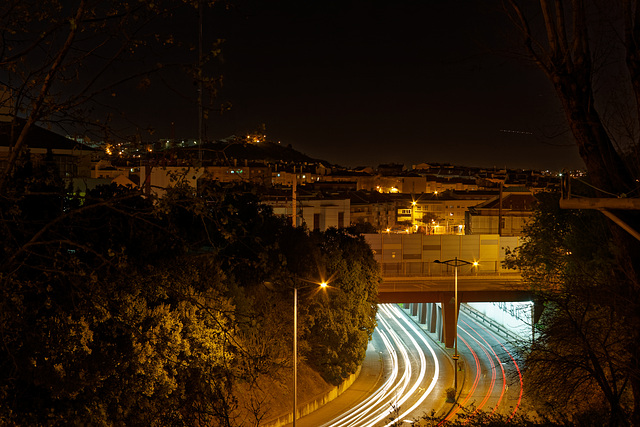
[197,0,203,163]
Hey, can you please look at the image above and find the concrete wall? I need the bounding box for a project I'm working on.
[263,366,361,427]
[364,233,521,275]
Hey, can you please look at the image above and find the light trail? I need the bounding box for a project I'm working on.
[326,327,400,427]
[381,304,439,426]
[460,323,497,414]
[441,311,527,425]
[321,304,440,427]
[460,319,507,416]
[460,317,524,420]
[440,312,524,426]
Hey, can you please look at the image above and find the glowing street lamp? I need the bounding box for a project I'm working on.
[293,281,327,426]
[433,257,476,393]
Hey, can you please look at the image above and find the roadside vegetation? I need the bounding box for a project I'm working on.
[0,166,380,425]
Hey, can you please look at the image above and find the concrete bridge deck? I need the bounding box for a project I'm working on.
[379,273,529,303]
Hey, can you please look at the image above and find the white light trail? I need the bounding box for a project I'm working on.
[321,304,440,427]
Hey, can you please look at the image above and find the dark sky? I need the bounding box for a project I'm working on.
[143,0,585,171]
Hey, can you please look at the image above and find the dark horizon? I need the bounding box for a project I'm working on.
[118,0,585,172]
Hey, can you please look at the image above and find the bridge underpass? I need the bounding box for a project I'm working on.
[364,233,536,348]
[378,274,531,347]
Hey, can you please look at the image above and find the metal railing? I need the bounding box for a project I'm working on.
[379,261,519,278]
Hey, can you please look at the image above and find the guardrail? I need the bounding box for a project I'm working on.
[378,261,519,278]
[460,303,523,344]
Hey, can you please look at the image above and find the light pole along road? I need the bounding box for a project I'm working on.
[293,281,327,427]
[433,257,478,393]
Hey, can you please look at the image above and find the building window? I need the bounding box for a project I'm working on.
[313,213,320,231]
[338,212,344,228]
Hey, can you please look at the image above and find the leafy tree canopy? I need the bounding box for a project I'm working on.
[0,159,380,425]
[506,192,635,426]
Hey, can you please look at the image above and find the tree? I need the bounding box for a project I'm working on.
[0,160,245,425]
[422,212,441,234]
[507,192,632,425]
[0,0,223,192]
[0,2,381,422]
[504,2,640,424]
[0,170,381,424]
[303,228,380,385]
[348,219,379,235]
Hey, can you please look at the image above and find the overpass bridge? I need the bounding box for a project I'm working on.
[363,234,534,347]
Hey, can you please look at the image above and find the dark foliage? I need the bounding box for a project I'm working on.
[506,192,635,425]
[0,160,379,425]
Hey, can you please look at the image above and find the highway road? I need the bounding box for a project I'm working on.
[295,304,452,427]
[293,303,524,426]
[437,308,524,424]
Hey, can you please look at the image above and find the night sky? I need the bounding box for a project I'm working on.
[135,0,585,171]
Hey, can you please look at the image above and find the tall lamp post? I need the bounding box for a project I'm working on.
[293,281,327,426]
[433,257,478,392]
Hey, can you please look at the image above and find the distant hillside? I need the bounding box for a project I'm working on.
[183,139,330,165]
[0,121,96,151]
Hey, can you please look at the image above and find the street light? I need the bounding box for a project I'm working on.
[293,280,327,426]
[410,199,420,232]
[433,257,476,393]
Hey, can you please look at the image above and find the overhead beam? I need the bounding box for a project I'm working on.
[559,198,640,242]
[599,209,640,242]
[559,197,640,210]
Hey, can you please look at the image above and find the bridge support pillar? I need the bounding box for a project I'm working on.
[429,303,438,334]
[419,303,427,324]
[441,292,459,349]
